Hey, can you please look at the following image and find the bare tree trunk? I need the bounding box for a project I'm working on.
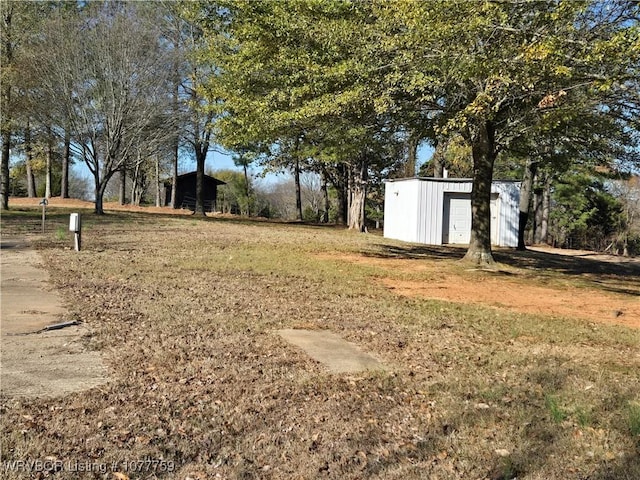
[242,161,251,216]
[336,187,346,224]
[432,135,446,178]
[540,176,550,244]
[533,175,543,244]
[405,132,419,177]
[93,161,120,215]
[155,155,161,207]
[45,127,53,199]
[517,159,538,250]
[94,169,104,215]
[336,164,348,225]
[96,186,107,214]
[324,163,348,225]
[0,136,9,209]
[25,123,36,197]
[61,127,70,198]
[347,156,368,231]
[119,167,126,205]
[171,140,178,208]
[131,161,140,206]
[26,161,36,197]
[463,122,496,265]
[321,170,329,223]
[195,146,206,215]
[0,6,13,211]
[171,67,180,208]
[294,157,302,221]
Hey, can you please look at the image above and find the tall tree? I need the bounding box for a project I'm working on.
[0,1,33,208]
[157,1,189,209]
[23,121,36,197]
[4,1,79,204]
[510,92,638,249]
[32,3,176,214]
[165,4,220,216]
[377,0,639,263]
[608,176,640,256]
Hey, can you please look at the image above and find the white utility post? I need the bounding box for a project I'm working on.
[69,213,82,251]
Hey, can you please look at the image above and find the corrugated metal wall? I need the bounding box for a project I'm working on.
[383,179,421,242]
[492,181,520,247]
[383,178,520,247]
[424,180,472,245]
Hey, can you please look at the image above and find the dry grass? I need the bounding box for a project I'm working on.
[1,205,639,479]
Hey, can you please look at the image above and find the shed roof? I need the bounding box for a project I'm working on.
[384,176,519,184]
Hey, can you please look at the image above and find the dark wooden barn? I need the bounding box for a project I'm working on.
[164,172,226,212]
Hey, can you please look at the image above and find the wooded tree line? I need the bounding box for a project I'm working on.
[1,0,218,215]
[1,1,638,262]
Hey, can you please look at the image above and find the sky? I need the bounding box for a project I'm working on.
[180,143,435,183]
[70,142,435,191]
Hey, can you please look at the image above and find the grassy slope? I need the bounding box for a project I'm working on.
[1,208,639,480]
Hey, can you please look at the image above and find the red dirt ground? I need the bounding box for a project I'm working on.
[8,196,193,214]
[327,253,640,330]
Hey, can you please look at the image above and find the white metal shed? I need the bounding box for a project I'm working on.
[383,177,520,247]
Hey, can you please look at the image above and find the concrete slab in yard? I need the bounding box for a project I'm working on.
[1,237,108,397]
[277,329,386,373]
[1,242,67,334]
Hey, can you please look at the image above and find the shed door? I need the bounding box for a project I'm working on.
[443,193,471,244]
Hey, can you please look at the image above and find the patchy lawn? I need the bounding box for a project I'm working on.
[1,203,639,479]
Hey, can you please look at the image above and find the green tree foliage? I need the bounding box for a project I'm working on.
[231,147,261,214]
[189,1,638,262]
[379,1,639,262]
[550,171,624,251]
[607,176,640,256]
[189,0,407,230]
[213,168,270,216]
[418,135,474,178]
[9,143,64,198]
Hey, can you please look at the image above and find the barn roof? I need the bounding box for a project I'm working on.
[163,172,226,186]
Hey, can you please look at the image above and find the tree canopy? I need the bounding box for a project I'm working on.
[190,0,639,263]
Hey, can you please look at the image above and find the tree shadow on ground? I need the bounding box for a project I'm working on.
[494,248,640,277]
[368,242,639,296]
[365,242,467,262]
[494,249,640,297]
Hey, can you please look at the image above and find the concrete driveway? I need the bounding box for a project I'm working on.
[1,237,107,397]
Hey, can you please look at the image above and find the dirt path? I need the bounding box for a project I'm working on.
[1,238,108,397]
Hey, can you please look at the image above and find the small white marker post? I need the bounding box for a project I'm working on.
[69,213,82,251]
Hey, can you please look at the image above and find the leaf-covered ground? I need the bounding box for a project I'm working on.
[1,206,639,479]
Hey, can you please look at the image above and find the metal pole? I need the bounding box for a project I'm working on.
[74,214,82,251]
[39,198,48,233]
